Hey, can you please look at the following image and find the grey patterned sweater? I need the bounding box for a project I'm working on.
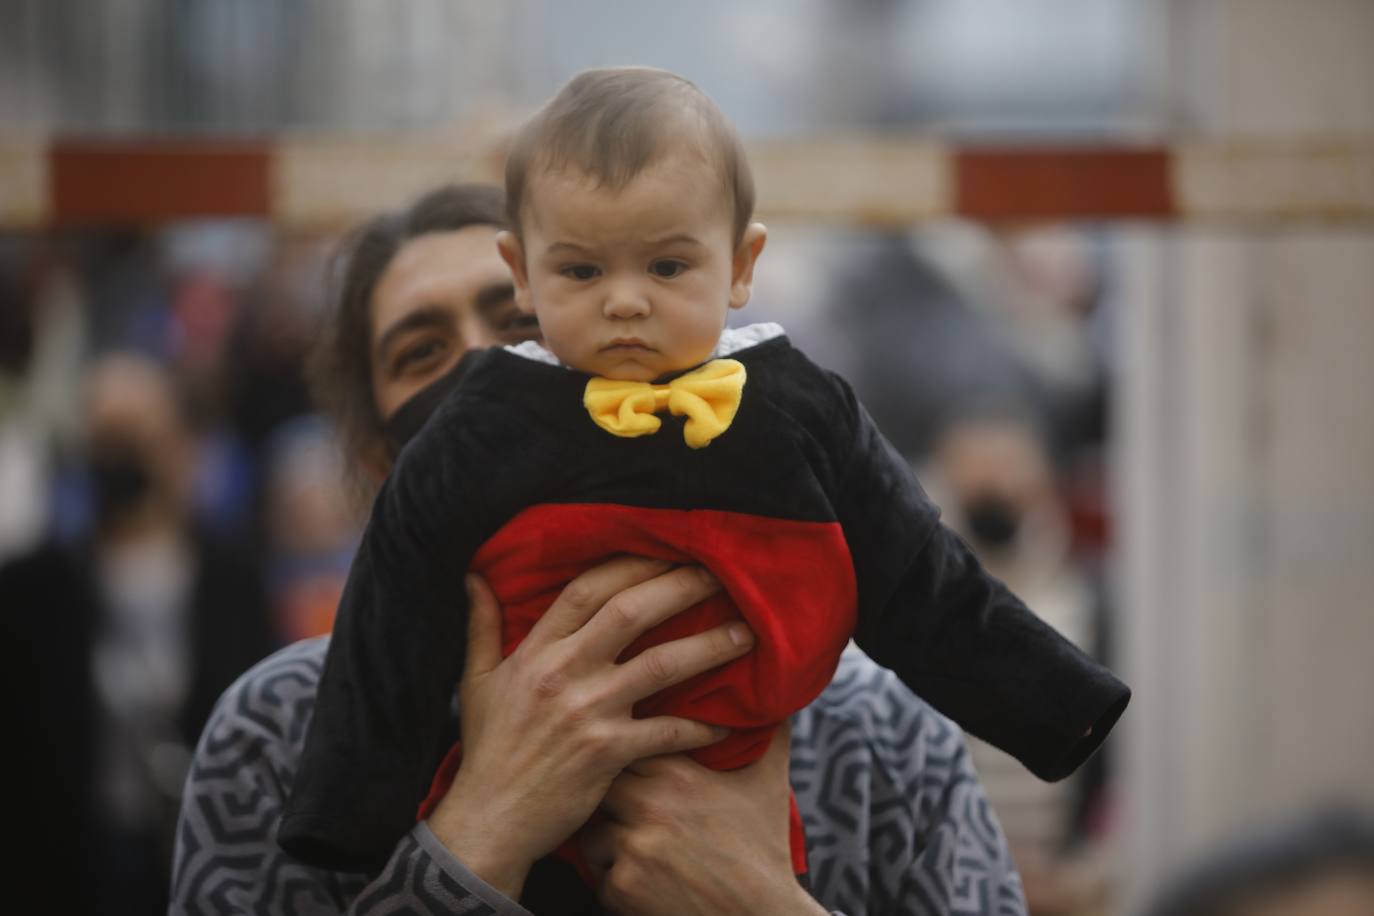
[171,637,1026,915]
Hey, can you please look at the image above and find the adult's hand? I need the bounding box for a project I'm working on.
[580,723,828,916]
[426,556,754,901]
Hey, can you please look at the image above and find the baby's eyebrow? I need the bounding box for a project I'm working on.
[643,233,705,249]
[545,241,593,257]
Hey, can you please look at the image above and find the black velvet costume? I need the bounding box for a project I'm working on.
[279,325,1130,872]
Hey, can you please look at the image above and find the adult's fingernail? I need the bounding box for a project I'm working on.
[728,623,752,647]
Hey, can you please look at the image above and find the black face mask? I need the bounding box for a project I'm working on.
[90,450,153,525]
[382,355,471,458]
[963,494,1021,550]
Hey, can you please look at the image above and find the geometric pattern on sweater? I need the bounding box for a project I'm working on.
[794,656,1026,916]
[171,636,1026,915]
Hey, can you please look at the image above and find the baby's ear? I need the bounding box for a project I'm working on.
[729,223,768,310]
[496,231,534,313]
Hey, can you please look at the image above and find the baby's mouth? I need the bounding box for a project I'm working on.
[602,339,654,352]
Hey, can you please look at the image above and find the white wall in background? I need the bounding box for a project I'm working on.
[1119,1,1374,905]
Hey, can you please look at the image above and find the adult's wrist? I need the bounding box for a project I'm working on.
[705,865,829,916]
[758,877,829,916]
[425,802,535,901]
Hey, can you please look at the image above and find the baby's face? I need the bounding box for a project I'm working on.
[500,153,764,381]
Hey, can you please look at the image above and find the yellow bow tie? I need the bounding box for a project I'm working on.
[583,359,746,449]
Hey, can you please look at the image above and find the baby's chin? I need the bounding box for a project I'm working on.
[579,357,667,382]
[563,351,685,382]
[560,343,716,381]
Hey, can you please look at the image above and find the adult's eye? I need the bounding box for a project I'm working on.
[498,312,541,342]
[562,264,600,281]
[649,259,686,279]
[393,338,447,375]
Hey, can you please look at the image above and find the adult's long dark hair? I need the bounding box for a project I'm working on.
[307,183,507,494]
[304,188,603,912]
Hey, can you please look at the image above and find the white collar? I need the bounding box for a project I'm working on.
[504,322,785,368]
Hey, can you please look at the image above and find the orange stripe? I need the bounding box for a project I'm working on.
[956,146,1174,220]
[50,139,271,225]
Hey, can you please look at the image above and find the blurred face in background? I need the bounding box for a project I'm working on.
[368,226,539,425]
[932,417,1056,555]
[84,354,194,536]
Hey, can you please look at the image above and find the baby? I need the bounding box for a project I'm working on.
[282,67,1129,876]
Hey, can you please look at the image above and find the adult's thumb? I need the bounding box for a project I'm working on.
[464,574,503,677]
[756,719,792,779]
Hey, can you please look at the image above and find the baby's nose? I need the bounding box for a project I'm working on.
[603,281,651,318]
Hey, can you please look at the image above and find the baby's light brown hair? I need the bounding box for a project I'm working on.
[505,67,756,245]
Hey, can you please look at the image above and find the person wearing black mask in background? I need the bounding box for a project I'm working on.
[1,352,272,915]
[924,411,1115,913]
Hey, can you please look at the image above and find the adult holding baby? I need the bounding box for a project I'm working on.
[172,173,1027,914]
[277,65,1122,906]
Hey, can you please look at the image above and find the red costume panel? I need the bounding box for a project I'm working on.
[476,503,857,768]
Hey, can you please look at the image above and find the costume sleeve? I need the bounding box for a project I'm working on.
[278,399,492,870]
[795,647,1028,916]
[171,640,533,916]
[831,382,1129,782]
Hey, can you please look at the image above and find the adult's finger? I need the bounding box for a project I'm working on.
[759,719,793,780]
[463,574,504,679]
[577,821,621,883]
[524,555,672,649]
[601,758,673,818]
[611,620,754,706]
[621,714,732,762]
[575,564,724,662]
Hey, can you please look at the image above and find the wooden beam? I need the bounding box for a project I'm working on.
[50,139,271,225]
[955,146,1174,221]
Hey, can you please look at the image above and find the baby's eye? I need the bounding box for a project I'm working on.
[649,259,686,279]
[562,264,600,281]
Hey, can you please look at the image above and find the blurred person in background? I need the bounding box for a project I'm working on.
[815,222,1123,915]
[0,247,49,560]
[172,183,1029,916]
[225,234,327,461]
[0,241,87,564]
[261,415,362,643]
[917,225,1109,458]
[158,222,313,538]
[2,352,272,914]
[924,410,1116,914]
[818,234,1039,461]
[1143,808,1374,916]
[821,223,1111,480]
